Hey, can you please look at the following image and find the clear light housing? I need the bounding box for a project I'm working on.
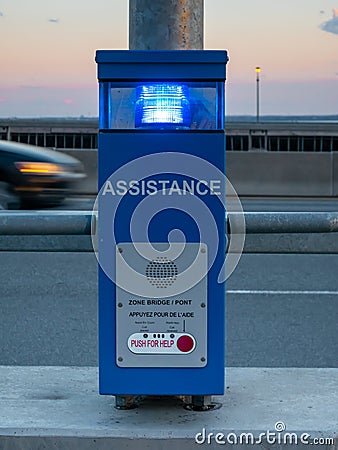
[135,84,191,129]
[98,81,224,130]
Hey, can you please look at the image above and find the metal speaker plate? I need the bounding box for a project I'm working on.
[116,242,207,368]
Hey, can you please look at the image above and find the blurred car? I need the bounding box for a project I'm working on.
[0,140,85,209]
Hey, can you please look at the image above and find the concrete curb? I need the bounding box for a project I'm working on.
[0,367,337,448]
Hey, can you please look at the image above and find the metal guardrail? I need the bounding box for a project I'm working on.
[0,211,93,235]
[0,211,338,235]
[0,211,337,254]
[230,212,338,234]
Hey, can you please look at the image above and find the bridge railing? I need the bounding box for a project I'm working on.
[0,211,337,235]
[0,211,337,254]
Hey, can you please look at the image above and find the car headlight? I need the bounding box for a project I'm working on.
[15,162,64,175]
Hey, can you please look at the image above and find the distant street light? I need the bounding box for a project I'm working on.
[256,66,261,122]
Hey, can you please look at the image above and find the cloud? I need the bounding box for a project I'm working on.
[48,18,59,23]
[320,8,338,35]
[63,98,76,105]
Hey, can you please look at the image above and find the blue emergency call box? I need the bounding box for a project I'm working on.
[95,50,228,404]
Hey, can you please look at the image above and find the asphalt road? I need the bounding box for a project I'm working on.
[0,252,337,368]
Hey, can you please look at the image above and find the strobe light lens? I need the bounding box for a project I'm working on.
[135,84,191,129]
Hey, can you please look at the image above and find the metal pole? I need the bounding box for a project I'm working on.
[1,212,338,235]
[129,0,204,50]
[0,211,94,235]
[256,67,260,122]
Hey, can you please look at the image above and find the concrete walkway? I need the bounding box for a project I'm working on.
[0,367,337,449]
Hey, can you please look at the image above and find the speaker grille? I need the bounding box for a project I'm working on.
[146,257,178,288]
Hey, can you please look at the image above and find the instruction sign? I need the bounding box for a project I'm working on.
[116,243,208,368]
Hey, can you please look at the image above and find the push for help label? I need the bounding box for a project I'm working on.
[128,332,195,354]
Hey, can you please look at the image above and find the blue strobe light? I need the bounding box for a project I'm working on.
[135,83,191,129]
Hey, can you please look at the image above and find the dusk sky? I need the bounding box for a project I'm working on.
[0,0,337,117]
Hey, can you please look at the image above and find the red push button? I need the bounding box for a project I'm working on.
[177,335,195,353]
